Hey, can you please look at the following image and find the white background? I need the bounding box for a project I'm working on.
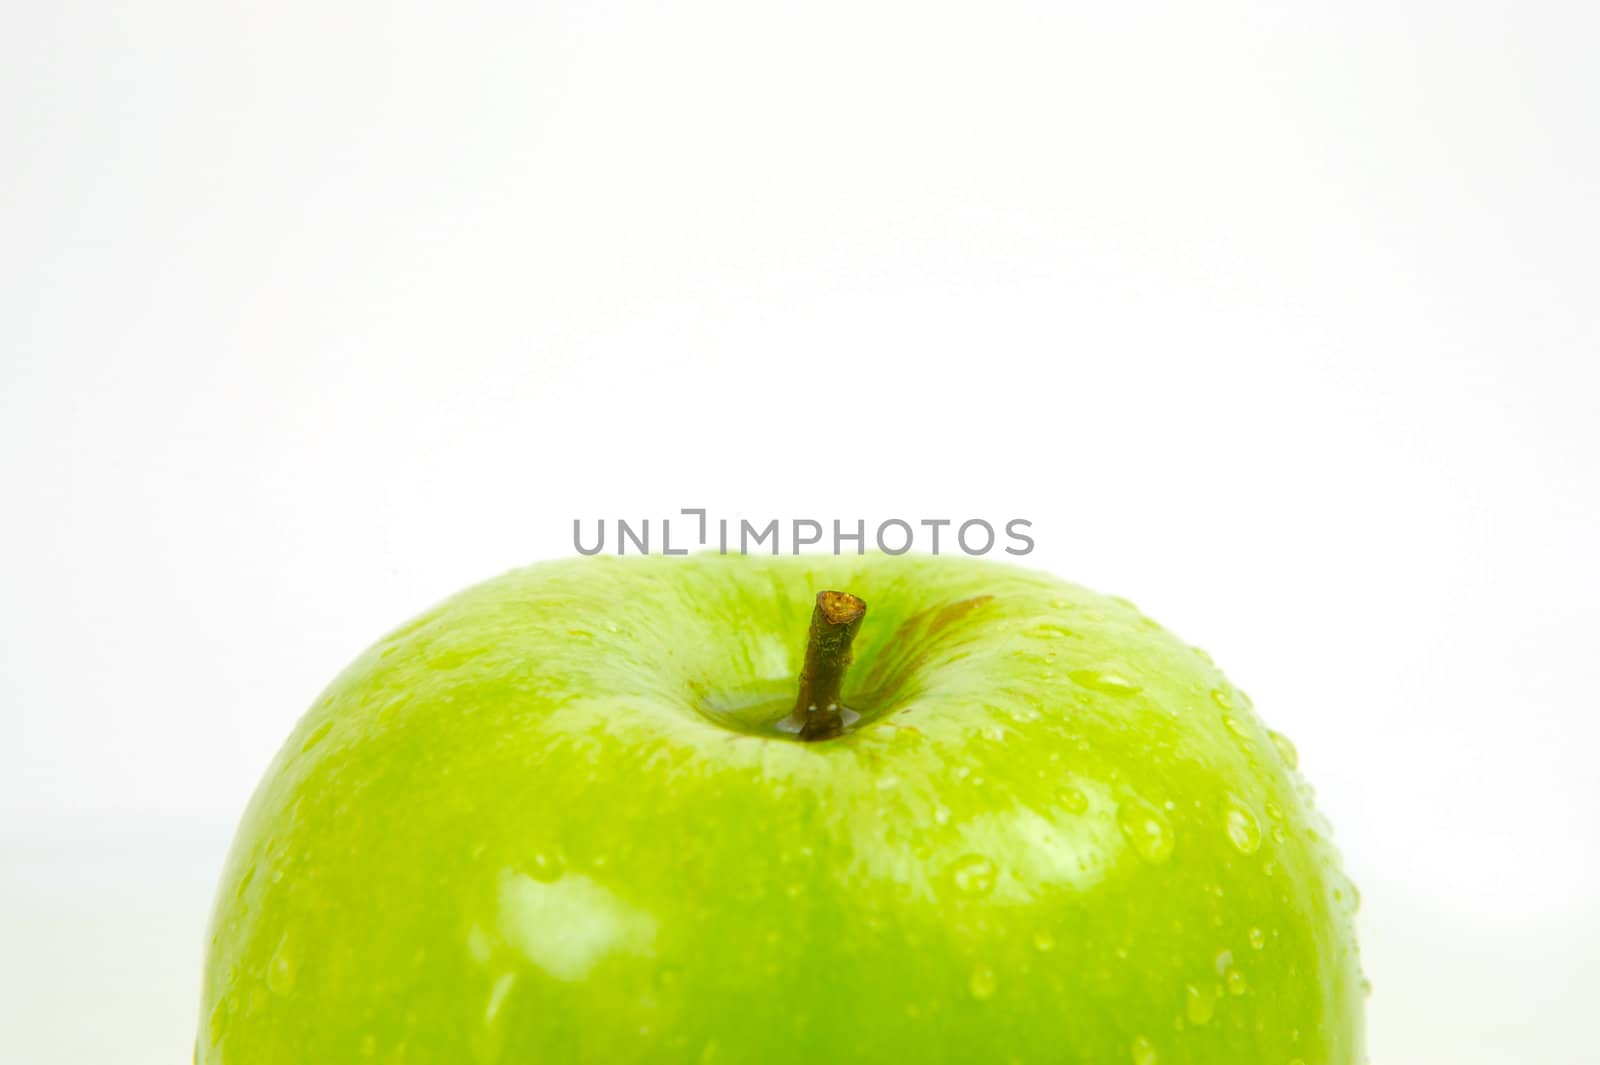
[3,2,1596,1062]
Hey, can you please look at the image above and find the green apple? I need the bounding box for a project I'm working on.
[199,554,1364,1064]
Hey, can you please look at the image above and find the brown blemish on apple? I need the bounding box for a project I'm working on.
[852,594,996,704]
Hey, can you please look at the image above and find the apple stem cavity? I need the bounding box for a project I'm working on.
[785,590,867,742]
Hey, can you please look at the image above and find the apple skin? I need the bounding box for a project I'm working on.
[199,554,1364,1064]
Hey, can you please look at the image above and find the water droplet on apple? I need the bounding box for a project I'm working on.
[425,644,481,670]
[1224,802,1263,855]
[528,852,564,883]
[1213,948,1233,974]
[299,720,334,752]
[1185,982,1219,1024]
[1130,1034,1159,1064]
[1057,785,1089,815]
[267,937,297,995]
[1069,669,1142,696]
[376,691,412,723]
[1264,800,1283,821]
[206,995,229,1046]
[1117,797,1175,864]
[968,964,998,1000]
[1209,687,1232,710]
[1226,968,1248,996]
[947,854,998,896]
[484,971,516,1023]
[1248,927,1266,950]
[1033,929,1056,952]
[1267,729,1299,770]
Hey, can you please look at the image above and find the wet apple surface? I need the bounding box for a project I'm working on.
[200,554,1364,1063]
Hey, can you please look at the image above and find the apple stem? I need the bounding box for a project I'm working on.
[785,590,867,741]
